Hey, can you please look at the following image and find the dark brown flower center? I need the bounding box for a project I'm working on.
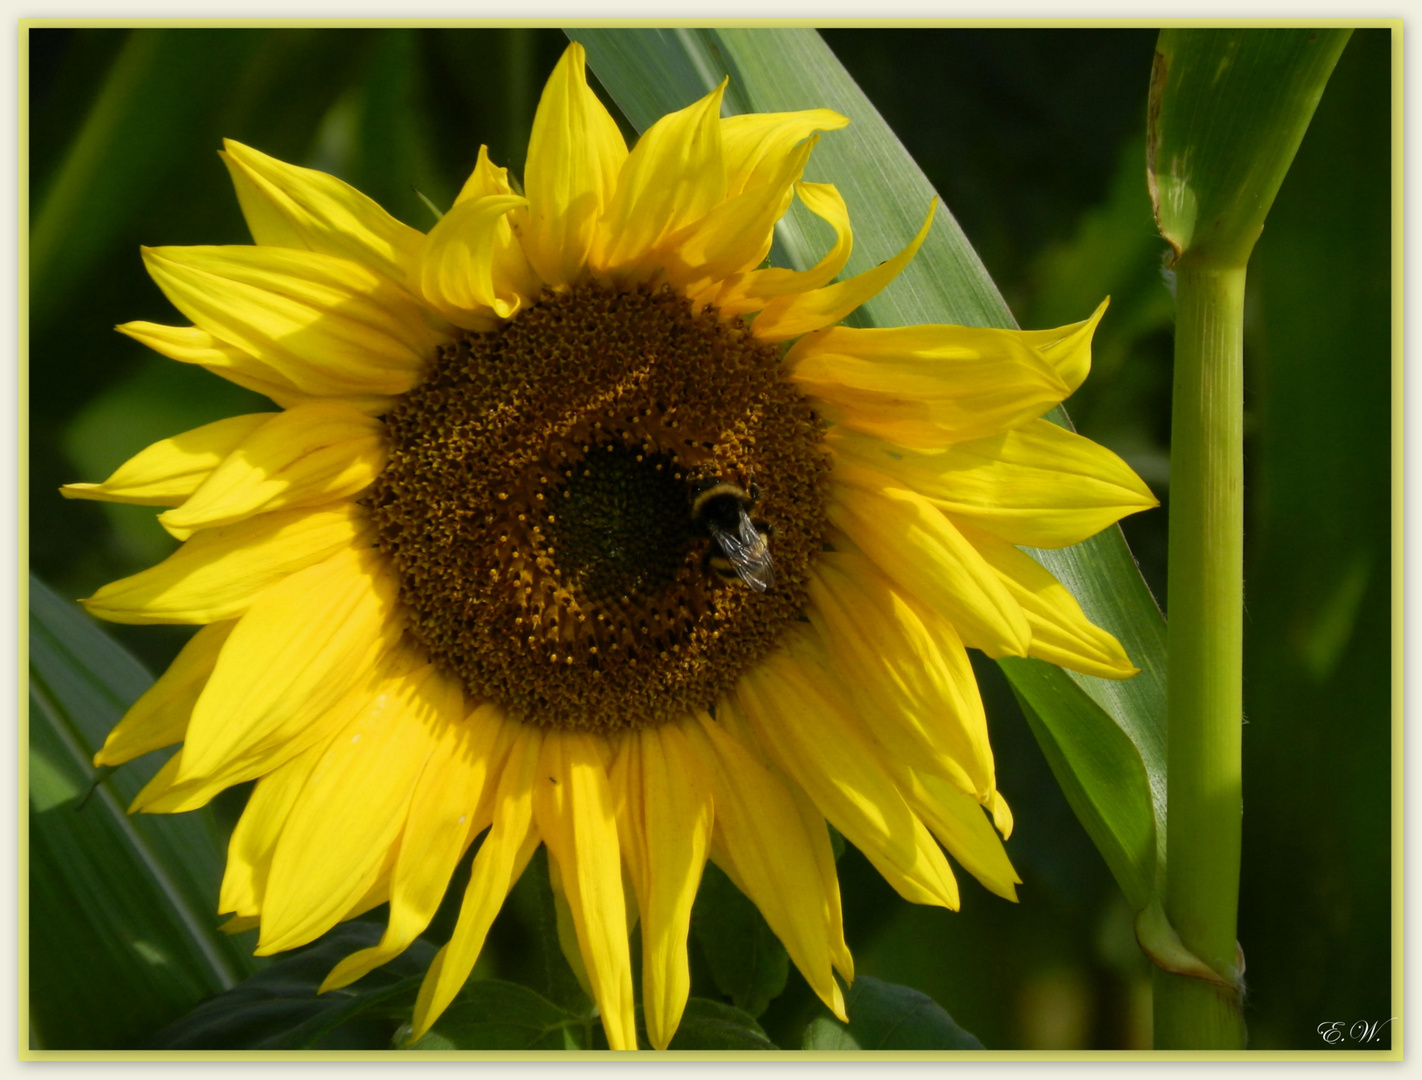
[364,283,829,733]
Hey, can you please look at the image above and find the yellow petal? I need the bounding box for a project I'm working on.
[220,139,426,288]
[734,654,960,910]
[219,735,333,917]
[593,80,728,275]
[520,42,628,287]
[257,663,462,953]
[61,414,272,507]
[1016,297,1109,396]
[117,321,386,413]
[143,645,425,815]
[806,551,994,802]
[454,145,514,205]
[320,704,512,991]
[94,620,237,767]
[828,466,1030,657]
[705,182,853,317]
[82,503,369,625]
[158,403,387,535]
[175,545,399,781]
[751,199,935,342]
[963,528,1140,679]
[412,723,542,1040]
[128,751,185,813]
[662,136,816,293]
[610,722,713,1050]
[141,245,444,399]
[787,322,1070,449]
[413,193,537,327]
[901,770,1021,902]
[828,421,1158,549]
[684,711,848,1021]
[532,731,635,1052]
[719,109,849,197]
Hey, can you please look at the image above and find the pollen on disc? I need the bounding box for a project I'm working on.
[364,283,831,734]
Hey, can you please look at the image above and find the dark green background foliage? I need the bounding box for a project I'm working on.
[27,27,1393,1051]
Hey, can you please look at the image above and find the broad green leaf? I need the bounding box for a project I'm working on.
[27,573,260,1049]
[801,1016,859,1051]
[575,27,1166,908]
[690,862,789,1019]
[1001,657,1156,910]
[147,922,435,1050]
[801,976,983,1050]
[404,979,587,1051]
[1149,28,1352,267]
[665,998,777,1051]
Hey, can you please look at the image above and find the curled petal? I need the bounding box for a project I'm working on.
[719,109,849,197]
[414,193,538,328]
[705,182,853,316]
[751,199,935,342]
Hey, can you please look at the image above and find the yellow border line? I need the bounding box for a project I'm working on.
[18,21,1404,1062]
[15,17,1404,30]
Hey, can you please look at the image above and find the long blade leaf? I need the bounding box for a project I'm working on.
[27,573,259,1049]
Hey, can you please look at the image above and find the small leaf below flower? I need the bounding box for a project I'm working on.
[690,862,789,1018]
[801,977,984,1051]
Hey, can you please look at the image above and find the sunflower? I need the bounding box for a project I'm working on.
[64,42,1157,1051]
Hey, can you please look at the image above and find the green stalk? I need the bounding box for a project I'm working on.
[1145,29,1351,1048]
[1155,260,1247,1049]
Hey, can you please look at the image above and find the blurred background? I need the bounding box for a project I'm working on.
[27,27,1393,1050]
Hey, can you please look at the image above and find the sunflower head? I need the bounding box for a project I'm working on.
[67,42,1156,1051]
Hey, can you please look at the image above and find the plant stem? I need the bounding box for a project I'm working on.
[1155,260,1247,1048]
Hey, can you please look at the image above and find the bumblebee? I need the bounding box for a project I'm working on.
[691,479,775,592]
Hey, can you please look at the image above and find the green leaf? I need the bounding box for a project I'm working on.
[1148,28,1352,267]
[1001,657,1156,910]
[801,977,983,1050]
[690,862,789,1018]
[146,922,435,1050]
[403,979,586,1051]
[665,998,777,1050]
[575,28,1167,910]
[801,1016,860,1051]
[27,572,260,1049]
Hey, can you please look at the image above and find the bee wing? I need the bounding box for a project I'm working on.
[708,510,775,592]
